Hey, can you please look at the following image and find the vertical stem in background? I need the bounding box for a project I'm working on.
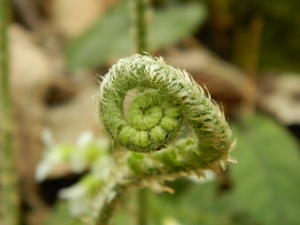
[233,16,264,116]
[96,1,151,224]
[137,188,148,225]
[134,0,150,224]
[208,0,232,55]
[0,0,20,225]
[242,16,264,116]
[135,0,149,54]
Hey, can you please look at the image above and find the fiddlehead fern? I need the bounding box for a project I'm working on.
[80,53,235,225]
[99,54,234,178]
[102,88,182,152]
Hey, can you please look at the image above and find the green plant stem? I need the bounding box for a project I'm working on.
[135,0,149,53]
[233,16,264,117]
[135,0,150,224]
[137,188,148,225]
[135,0,149,225]
[96,185,125,225]
[0,0,20,225]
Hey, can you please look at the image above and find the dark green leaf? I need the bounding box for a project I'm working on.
[66,1,206,69]
[230,115,300,225]
[113,180,236,225]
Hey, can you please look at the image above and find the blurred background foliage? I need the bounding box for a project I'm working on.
[66,0,207,69]
[43,115,300,225]
[1,0,300,225]
[230,0,300,71]
[66,0,300,71]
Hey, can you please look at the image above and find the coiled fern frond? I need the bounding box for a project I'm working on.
[99,54,234,178]
[80,53,236,225]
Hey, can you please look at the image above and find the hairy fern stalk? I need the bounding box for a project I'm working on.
[92,54,235,224]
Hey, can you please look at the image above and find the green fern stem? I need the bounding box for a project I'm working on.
[134,0,149,53]
[95,184,125,225]
[134,1,150,224]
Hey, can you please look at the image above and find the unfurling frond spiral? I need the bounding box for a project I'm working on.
[99,54,234,178]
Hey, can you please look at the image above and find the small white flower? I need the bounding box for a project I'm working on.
[162,217,182,225]
[59,183,86,200]
[188,169,216,184]
[41,129,55,147]
[91,156,114,180]
[35,149,61,182]
[77,130,94,147]
[35,144,74,182]
[59,174,103,216]
[67,131,94,172]
[71,131,111,173]
[59,184,88,216]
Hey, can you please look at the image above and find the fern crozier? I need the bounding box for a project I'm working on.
[99,54,234,178]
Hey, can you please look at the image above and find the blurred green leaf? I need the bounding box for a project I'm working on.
[148,181,220,225]
[66,1,206,69]
[43,201,83,225]
[230,115,300,225]
[148,2,206,50]
[113,180,237,225]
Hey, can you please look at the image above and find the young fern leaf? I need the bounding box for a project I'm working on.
[94,54,235,225]
[99,54,233,172]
